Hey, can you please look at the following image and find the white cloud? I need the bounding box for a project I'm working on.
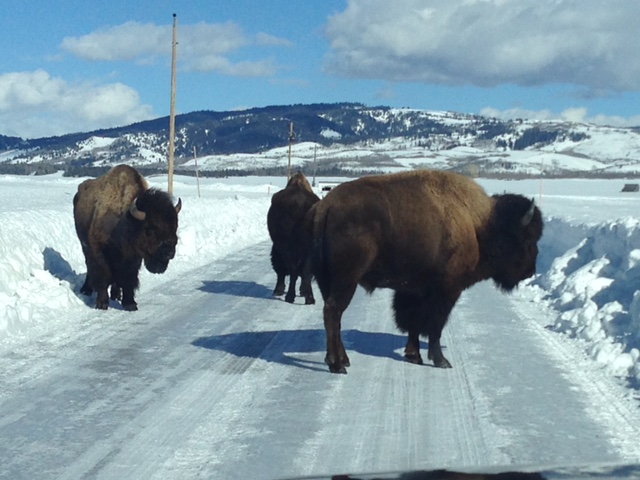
[61,21,290,76]
[481,106,640,127]
[324,0,640,92]
[0,70,153,138]
[61,21,168,62]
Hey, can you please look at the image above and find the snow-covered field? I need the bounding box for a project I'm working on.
[1,171,638,385]
[0,170,639,476]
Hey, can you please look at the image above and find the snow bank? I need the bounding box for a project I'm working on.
[534,217,640,380]
[0,173,271,344]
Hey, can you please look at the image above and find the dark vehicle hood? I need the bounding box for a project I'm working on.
[278,462,640,480]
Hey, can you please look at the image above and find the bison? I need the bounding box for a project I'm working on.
[267,172,320,304]
[73,164,182,311]
[307,170,543,373]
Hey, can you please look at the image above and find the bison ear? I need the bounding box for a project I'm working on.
[175,197,182,214]
[129,198,146,221]
[520,198,535,227]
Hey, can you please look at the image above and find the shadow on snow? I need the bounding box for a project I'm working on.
[43,247,95,308]
[192,328,433,373]
[198,279,273,299]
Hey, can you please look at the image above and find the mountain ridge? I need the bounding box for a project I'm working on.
[1,102,639,178]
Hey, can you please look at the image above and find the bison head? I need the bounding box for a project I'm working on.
[129,189,181,274]
[486,194,543,292]
[286,171,317,195]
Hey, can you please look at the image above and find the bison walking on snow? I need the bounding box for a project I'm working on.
[307,170,543,374]
[73,165,182,311]
[267,172,320,304]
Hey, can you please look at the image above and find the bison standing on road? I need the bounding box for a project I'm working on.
[73,164,182,311]
[307,170,543,373]
[267,172,320,304]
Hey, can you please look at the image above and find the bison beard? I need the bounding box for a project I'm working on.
[307,170,543,374]
[73,165,181,311]
[267,172,320,305]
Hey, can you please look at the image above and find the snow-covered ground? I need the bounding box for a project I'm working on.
[0,170,639,477]
[1,172,639,383]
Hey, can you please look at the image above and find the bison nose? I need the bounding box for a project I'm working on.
[159,243,176,260]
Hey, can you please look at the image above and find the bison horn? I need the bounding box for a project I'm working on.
[129,198,146,221]
[175,197,182,214]
[521,199,535,226]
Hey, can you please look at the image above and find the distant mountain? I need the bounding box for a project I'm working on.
[1,102,639,178]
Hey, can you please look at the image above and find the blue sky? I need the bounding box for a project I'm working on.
[2,0,640,138]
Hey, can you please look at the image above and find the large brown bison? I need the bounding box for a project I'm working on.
[267,172,320,304]
[307,170,543,373]
[73,165,182,311]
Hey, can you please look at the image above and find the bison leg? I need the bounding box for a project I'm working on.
[120,285,138,311]
[427,338,451,368]
[299,260,315,305]
[323,283,357,374]
[270,246,287,296]
[285,274,297,303]
[404,329,424,365]
[393,290,459,368]
[393,292,425,365]
[273,274,286,297]
[425,291,460,369]
[95,287,110,310]
[80,278,93,296]
[324,302,350,373]
[110,283,122,301]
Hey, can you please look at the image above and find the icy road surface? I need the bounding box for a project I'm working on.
[1,241,640,479]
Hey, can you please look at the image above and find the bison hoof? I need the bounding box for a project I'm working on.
[284,294,295,304]
[404,353,424,365]
[95,302,109,310]
[325,357,348,374]
[328,364,348,374]
[304,297,315,305]
[123,303,138,312]
[434,359,452,368]
[273,287,285,296]
[430,356,452,368]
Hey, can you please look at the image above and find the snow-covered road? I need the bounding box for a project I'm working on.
[1,240,640,479]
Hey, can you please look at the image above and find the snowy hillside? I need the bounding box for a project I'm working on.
[1,104,639,177]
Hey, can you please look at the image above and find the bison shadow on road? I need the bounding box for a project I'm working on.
[192,328,435,373]
[42,247,93,307]
[198,280,273,299]
[43,247,131,310]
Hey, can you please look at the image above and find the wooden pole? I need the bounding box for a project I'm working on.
[287,121,294,180]
[193,146,201,198]
[168,13,178,195]
[312,144,317,187]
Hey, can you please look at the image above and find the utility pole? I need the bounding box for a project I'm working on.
[312,144,317,187]
[168,13,178,194]
[287,121,294,180]
[193,146,201,198]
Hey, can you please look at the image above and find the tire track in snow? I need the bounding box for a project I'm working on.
[509,291,640,462]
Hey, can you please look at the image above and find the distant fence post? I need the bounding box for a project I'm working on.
[287,121,294,180]
[193,146,201,198]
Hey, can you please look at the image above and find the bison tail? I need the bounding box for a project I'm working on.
[309,205,332,301]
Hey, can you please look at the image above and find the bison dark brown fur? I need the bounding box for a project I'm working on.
[267,172,320,304]
[73,164,181,311]
[307,170,543,373]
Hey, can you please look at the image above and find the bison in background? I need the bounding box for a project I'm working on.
[73,164,182,311]
[267,172,320,304]
[307,170,543,374]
